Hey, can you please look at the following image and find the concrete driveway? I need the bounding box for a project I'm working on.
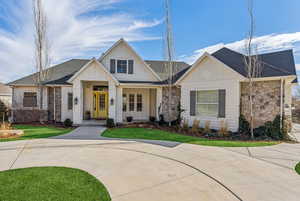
[1,128,300,201]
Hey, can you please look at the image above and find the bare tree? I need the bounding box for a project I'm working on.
[33,0,50,118]
[244,0,261,139]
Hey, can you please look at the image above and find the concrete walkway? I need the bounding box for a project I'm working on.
[52,126,181,148]
[1,130,300,201]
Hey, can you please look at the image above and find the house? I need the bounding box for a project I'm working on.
[0,82,12,112]
[8,39,298,131]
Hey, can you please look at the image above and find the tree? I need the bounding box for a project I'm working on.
[244,0,262,139]
[33,0,50,120]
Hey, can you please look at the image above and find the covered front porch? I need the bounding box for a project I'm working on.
[117,85,162,123]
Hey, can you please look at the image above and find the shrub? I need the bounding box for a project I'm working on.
[159,114,166,126]
[181,118,189,131]
[126,116,133,122]
[0,122,12,130]
[204,121,211,134]
[149,116,156,122]
[106,118,115,128]
[63,119,73,127]
[239,115,250,134]
[218,120,229,137]
[191,119,200,134]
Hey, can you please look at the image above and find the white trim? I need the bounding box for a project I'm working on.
[175,52,245,85]
[68,58,119,85]
[99,38,162,81]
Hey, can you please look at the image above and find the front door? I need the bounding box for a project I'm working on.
[93,91,108,119]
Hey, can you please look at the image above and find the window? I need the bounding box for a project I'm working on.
[196,90,218,117]
[129,94,135,111]
[122,94,127,112]
[23,92,37,107]
[137,94,142,112]
[68,93,73,110]
[117,60,127,73]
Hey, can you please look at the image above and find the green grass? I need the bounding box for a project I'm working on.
[0,124,73,142]
[102,128,279,147]
[0,167,111,201]
[296,162,300,175]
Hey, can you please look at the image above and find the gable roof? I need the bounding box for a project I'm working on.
[0,83,12,95]
[212,47,297,79]
[8,59,89,86]
[67,58,119,84]
[99,38,162,81]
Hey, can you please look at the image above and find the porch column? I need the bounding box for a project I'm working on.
[73,80,83,125]
[116,87,123,123]
[108,80,117,121]
[156,87,162,120]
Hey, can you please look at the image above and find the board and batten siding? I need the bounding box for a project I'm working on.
[101,41,159,82]
[179,56,243,132]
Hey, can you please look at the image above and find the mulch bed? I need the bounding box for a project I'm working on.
[116,122,259,141]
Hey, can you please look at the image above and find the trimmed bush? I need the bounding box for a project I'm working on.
[239,115,250,134]
[106,118,115,128]
[149,116,156,122]
[63,119,73,127]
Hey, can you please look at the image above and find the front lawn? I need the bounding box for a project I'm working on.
[0,167,111,201]
[102,128,279,147]
[0,124,73,142]
[296,162,300,175]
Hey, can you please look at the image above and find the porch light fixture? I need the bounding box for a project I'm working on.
[110,98,114,106]
[74,97,78,105]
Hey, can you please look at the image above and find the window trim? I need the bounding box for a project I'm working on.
[117,60,128,74]
[136,94,142,112]
[67,93,73,110]
[129,94,135,112]
[196,90,219,117]
[23,92,38,108]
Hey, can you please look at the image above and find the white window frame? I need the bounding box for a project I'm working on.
[196,90,219,117]
[117,60,128,74]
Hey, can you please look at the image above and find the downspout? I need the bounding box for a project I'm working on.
[280,79,283,129]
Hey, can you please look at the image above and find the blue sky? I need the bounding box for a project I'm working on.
[0,0,300,82]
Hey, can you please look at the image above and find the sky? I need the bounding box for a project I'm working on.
[0,0,300,83]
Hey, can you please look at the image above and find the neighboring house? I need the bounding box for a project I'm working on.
[8,39,297,131]
[0,82,12,111]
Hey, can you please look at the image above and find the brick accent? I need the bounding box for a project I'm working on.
[240,80,282,128]
[13,109,48,123]
[161,87,181,122]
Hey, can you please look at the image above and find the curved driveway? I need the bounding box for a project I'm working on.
[1,127,300,201]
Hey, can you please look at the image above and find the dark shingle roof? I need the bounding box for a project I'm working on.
[145,60,190,80]
[9,59,189,85]
[8,59,89,85]
[212,48,297,79]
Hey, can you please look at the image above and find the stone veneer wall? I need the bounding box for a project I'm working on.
[161,87,181,122]
[13,109,48,123]
[240,80,282,128]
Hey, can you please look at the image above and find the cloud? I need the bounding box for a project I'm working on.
[0,0,162,83]
[182,32,300,64]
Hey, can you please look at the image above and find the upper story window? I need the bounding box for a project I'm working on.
[117,60,127,73]
[23,92,37,107]
[110,59,134,74]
